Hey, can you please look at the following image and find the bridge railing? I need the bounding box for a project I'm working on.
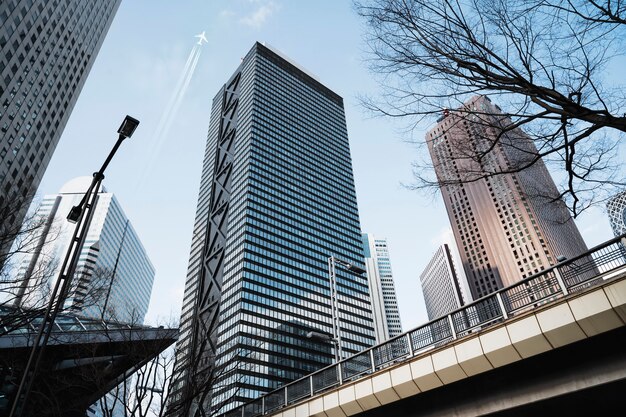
[221,234,626,417]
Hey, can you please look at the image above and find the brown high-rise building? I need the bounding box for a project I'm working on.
[426,96,588,300]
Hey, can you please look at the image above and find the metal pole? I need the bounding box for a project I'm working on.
[495,292,509,320]
[309,375,314,398]
[13,196,61,307]
[327,256,342,362]
[9,174,103,417]
[10,129,132,416]
[406,333,414,356]
[101,219,129,320]
[447,314,457,340]
[553,267,569,296]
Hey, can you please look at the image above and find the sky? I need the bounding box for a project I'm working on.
[36,0,616,331]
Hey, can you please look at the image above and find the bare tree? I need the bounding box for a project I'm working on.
[96,335,264,417]
[164,336,270,417]
[0,197,61,337]
[356,0,626,215]
[95,343,176,417]
[0,306,178,417]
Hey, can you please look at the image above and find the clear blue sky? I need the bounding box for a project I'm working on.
[37,0,615,330]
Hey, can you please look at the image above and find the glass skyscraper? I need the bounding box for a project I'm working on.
[0,0,121,260]
[420,244,465,320]
[170,42,375,415]
[14,176,155,324]
[362,233,402,342]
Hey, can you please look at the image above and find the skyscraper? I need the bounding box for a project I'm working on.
[362,233,402,342]
[426,95,588,300]
[14,176,155,324]
[606,190,626,237]
[420,244,465,320]
[0,0,121,258]
[169,43,375,414]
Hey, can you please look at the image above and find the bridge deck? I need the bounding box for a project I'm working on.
[223,235,626,417]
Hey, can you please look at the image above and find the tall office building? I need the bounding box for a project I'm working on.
[426,95,588,300]
[362,233,402,342]
[0,0,121,258]
[14,176,155,323]
[420,244,465,320]
[607,190,626,237]
[169,43,375,414]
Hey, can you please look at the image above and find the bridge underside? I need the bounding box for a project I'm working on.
[357,326,626,417]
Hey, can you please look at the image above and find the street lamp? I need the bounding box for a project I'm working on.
[67,116,139,223]
[327,256,366,362]
[306,330,339,361]
[9,116,139,417]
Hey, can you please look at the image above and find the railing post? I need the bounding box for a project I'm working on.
[284,386,288,407]
[495,292,509,320]
[447,314,457,340]
[337,362,343,385]
[370,348,376,372]
[309,375,314,398]
[553,267,569,296]
[261,396,265,415]
[406,333,413,356]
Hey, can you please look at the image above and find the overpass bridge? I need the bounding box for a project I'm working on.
[223,234,626,417]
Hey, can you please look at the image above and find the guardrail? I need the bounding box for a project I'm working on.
[222,234,626,417]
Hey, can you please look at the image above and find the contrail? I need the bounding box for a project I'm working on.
[158,47,201,148]
[154,44,199,134]
[133,41,203,190]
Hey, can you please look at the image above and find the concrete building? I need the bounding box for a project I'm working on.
[420,244,465,320]
[0,0,121,259]
[362,233,402,342]
[426,95,588,300]
[169,42,375,414]
[606,190,626,237]
[14,177,155,324]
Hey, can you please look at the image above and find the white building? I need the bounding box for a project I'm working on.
[420,244,465,320]
[607,190,626,237]
[15,177,155,324]
[362,233,402,342]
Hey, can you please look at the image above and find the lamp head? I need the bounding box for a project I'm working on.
[67,206,82,223]
[306,331,333,342]
[117,115,140,139]
[346,264,367,275]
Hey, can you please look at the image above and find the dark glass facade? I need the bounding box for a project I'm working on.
[0,0,121,257]
[171,42,375,413]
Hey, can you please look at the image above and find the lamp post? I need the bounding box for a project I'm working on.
[101,218,130,320]
[327,256,366,362]
[9,116,139,417]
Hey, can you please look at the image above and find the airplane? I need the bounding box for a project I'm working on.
[195,31,208,46]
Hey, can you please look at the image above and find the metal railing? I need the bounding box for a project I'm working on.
[221,234,626,417]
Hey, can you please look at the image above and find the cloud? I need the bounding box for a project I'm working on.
[430,227,454,247]
[219,9,235,19]
[240,1,278,28]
